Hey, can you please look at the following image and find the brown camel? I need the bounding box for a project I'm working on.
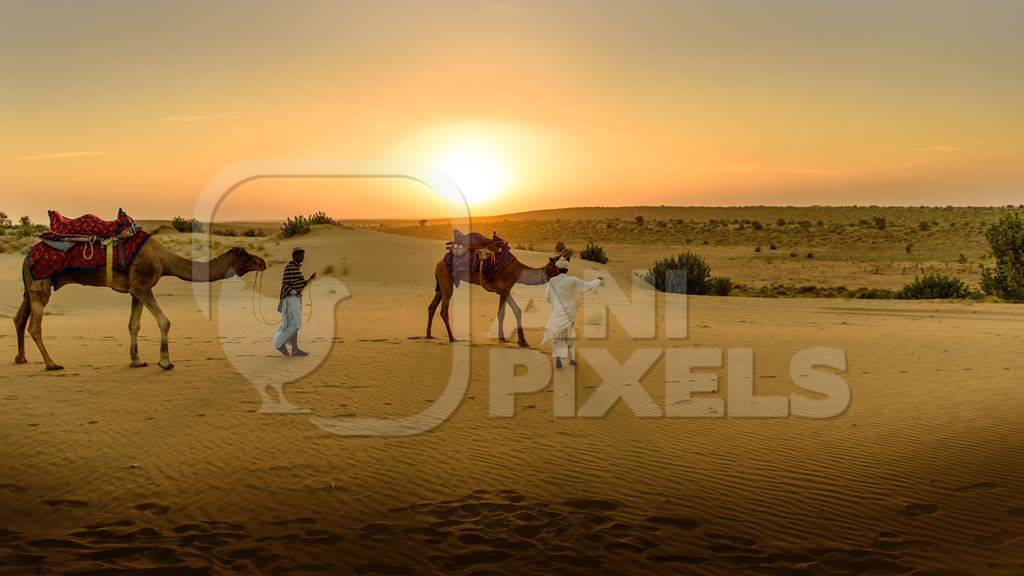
[13,239,266,371]
[427,253,560,346]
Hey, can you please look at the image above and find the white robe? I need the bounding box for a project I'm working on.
[541,274,602,359]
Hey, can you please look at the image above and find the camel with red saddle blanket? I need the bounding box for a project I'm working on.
[14,210,266,371]
[427,230,563,346]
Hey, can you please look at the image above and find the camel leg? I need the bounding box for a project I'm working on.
[439,288,456,343]
[426,290,442,338]
[14,295,29,364]
[128,295,147,367]
[497,292,509,342]
[27,284,62,371]
[506,294,528,347]
[140,289,173,370]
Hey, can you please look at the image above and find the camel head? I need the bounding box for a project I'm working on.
[224,247,267,277]
[543,255,562,279]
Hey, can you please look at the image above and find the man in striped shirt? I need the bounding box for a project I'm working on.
[273,247,316,356]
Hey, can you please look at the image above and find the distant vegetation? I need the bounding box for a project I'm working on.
[897,274,972,300]
[171,216,204,233]
[281,215,311,238]
[281,212,337,238]
[580,242,609,264]
[980,211,1024,300]
[644,252,713,295]
[308,211,334,225]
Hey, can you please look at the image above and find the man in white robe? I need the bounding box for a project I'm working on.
[541,258,603,368]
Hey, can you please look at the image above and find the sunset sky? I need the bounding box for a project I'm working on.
[2,0,1022,221]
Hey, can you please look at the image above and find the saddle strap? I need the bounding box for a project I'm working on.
[105,240,114,286]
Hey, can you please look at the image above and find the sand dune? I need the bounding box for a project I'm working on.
[1,226,1022,574]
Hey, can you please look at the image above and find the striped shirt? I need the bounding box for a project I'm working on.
[279,260,306,302]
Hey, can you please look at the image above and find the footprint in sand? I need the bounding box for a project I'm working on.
[43,498,87,509]
[974,530,1020,547]
[133,502,171,516]
[897,502,939,517]
[954,481,1000,493]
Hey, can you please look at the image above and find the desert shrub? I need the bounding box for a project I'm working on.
[708,276,733,296]
[214,228,237,237]
[776,218,786,226]
[806,252,815,259]
[418,219,427,226]
[754,245,762,252]
[897,274,971,300]
[873,216,887,229]
[579,242,609,264]
[308,211,334,225]
[635,215,645,226]
[751,220,763,230]
[957,253,968,264]
[554,240,566,253]
[15,216,40,238]
[789,251,798,258]
[323,264,334,275]
[643,252,711,295]
[171,216,204,233]
[980,211,1024,300]
[797,220,812,229]
[281,215,311,238]
[905,243,913,254]
[769,243,777,250]
[918,220,931,231]
[0,211,10,228]
[242,228,261,237]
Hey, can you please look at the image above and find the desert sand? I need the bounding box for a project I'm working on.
[1,224,1022,574]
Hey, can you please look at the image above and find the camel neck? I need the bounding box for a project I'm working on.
[162,248,237,282]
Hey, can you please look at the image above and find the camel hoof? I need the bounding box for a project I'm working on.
[518,340,529,348]
[498,338,509,343]
[46,364,64,371]
[448,338,459,343]
[159,361,174,371]
[130,361,149,368]
[14,356,27,365]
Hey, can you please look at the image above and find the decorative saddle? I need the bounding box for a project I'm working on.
[444,229,515,286]
[28,209,150,284]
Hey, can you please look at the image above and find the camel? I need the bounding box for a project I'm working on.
[14,239,266,371]
[427,252,560,346]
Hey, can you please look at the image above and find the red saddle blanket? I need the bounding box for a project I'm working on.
[28,210,150,281]
[47,209,137,238]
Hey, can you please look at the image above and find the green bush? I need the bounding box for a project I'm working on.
[708,276,733,296]
[308,211,334,225]
[214,228,237,237]
[897,274,971,300]
[980,211,1024,300]
[171,216,204,233]
[918,220,931,231]
[873,216,887,230]
[242,228,261,237]
[579,242,609,264]
[644,252,711,294]
[281,215,311,238]
[751,220,763,231]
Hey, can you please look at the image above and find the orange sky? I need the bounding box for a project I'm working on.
[2,0,1022,222]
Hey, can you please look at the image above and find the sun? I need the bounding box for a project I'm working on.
[430,143,511,206]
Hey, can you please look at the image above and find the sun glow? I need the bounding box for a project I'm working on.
[430,143,512,206]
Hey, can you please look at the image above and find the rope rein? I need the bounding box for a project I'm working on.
[251,270,314,326]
